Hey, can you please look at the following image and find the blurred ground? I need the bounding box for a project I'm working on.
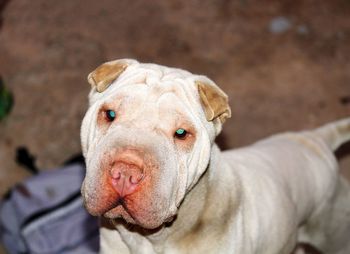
[0,0,349,251]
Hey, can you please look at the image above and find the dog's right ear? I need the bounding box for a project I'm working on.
[196,80,231,124]
[195,79,231,136]
[87,60,129,93]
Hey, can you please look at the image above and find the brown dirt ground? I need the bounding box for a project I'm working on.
[0,0,349,253]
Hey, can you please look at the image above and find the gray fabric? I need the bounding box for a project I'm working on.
[0,163,99,253]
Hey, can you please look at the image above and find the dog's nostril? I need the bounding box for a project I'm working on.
[110,167,122,180]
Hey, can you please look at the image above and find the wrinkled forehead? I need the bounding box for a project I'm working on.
[90,63,203,119]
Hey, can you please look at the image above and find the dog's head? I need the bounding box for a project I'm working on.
[81,59,231,229]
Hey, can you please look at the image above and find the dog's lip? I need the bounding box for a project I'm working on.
[104,204,137,224]
[104,206,167,230]
[85,200,117,217]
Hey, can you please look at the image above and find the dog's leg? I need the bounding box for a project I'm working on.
[300,176,350,254]
[295,118,350,254]
[326,176,350,254]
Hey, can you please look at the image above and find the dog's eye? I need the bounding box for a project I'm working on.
[105,110,116,122]
[174,128,188,139]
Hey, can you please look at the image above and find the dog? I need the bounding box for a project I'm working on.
[80,59,350,254]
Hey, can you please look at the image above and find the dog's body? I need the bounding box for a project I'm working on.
[81,59,350,254]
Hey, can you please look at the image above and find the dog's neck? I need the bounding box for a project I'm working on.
[161,144,242,249]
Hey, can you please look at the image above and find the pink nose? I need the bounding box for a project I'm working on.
[110,161,144,197]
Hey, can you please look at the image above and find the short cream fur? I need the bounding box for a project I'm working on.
[81,59,350,254]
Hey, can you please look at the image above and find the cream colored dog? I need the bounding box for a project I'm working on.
[81,59,350,254]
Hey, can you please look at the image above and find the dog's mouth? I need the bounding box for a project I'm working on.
[83,146,177,229]
[103,198,138,224]
[100,196,175,229]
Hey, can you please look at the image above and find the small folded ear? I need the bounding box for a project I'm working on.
[87,60,128,93]
[196,80,231,124]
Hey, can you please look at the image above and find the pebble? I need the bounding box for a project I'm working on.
[269,16,292,34]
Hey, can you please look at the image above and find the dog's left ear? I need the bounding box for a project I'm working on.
[196,80,231,125]
[87,60,129,93]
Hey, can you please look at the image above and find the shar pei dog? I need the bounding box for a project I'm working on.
[81,59,350,254]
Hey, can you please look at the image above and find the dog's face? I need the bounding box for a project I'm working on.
[81,59,230,229]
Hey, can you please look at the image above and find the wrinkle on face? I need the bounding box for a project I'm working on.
[83,124,181,229]
[82,72,213,229]
[96,83,199,146]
